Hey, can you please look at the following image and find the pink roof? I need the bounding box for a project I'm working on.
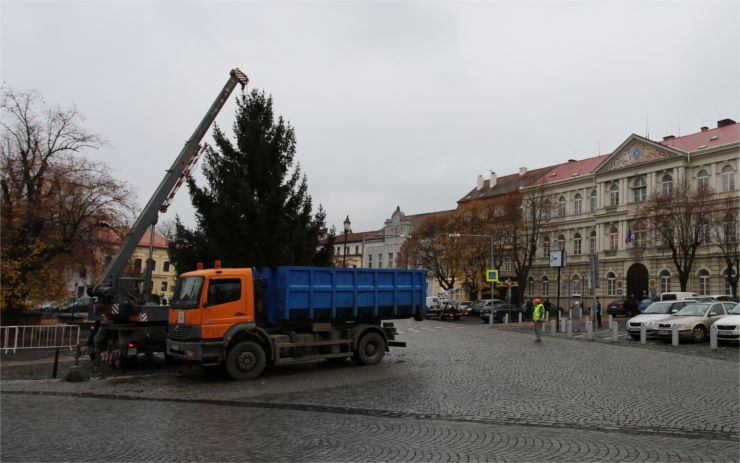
[99,228,169,249]
[536,154,609,185]
[660,121,739,151]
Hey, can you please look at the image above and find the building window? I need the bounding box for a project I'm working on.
[160,281,168,292]
[698,269,710,295]
[660,270,671,294]
[387,253,393,268]
[725,269,735,295]
[542,276,549,296]
[355,245,360,254]
[608,226,619,251]
[724,215,738,243]
[609,184,620,206]
[377,254,383,268]
[661,174,673,196]
[573,233,582,255]
[163,261,170,273]
[151,260,157,272]
[543,237,551,257]
[589,190,597,212]
[722,165,736,192]
[697,169,710,188]
[558,196,566,216]
[504,258,512,272]
[634,226,646,247]
[699,221,711,245]
[574,194,582,215]
[543,200,551,219]
[632,177,647,202]
[589,230,597,254]
[368,254,373,268]
[557,235,565,252]
[607,272,616,296]
[133,258,142,274]
[528,276,534,296]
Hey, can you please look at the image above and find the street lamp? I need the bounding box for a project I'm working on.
[449,233,496,326]
[342,216,351,267]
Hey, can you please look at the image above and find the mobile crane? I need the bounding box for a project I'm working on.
[87,68,250,369]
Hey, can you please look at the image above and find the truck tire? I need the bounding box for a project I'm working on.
[354,332,385,366]
[226,341,266,380]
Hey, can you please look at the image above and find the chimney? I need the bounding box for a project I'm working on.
[476,175,484,190]
[663,135,675,141]
[700,126,709,132]
[568,159,576,162]
[519,167,527,176]
[489,171,497,188]
[717,118,736,128]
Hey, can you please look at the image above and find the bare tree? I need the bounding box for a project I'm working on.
[397,213,459,292]
[708,196,739,297]
[633,178,714,291]
[1,88,134,318]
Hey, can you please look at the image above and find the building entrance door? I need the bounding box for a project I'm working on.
[627,263,649,300]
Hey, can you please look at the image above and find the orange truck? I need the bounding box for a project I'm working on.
[166,264,426,379]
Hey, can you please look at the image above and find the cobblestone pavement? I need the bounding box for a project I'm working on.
[1,318,739,462]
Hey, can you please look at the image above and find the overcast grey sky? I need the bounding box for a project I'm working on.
[2,1,738,234]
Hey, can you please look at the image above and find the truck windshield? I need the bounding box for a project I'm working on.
[172,276,204,309]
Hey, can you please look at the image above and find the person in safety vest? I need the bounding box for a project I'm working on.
[533,298,546,343]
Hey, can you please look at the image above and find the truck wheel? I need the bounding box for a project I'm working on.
[226,341,266,380]
[354,333,385,366]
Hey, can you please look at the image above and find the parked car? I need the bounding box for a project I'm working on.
[684,296,715,303]
[637,298,657,313]
[659,292,697,301]
[625,301,689,339]
[714,303,740,343]
[708,295,739,302]
[480,302,519,323]
[453,300,473,316]
[57,297,95,314]
[607,298,640,317]
[649,302,734,342]
[438,302,461,321]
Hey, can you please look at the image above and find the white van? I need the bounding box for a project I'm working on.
[426,296,442,308]
[660,292,697,301]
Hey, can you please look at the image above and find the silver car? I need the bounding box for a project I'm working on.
[626,301,689,339]
[714,303,740,342]
[650,302,732,342]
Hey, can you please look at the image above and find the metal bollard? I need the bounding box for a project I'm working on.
[612,323,618,341]
[546,312,550,322]
[504,313,509,324]
[640,323,647,344]
[567,320,573,336]
[608,314,613,329]
[551,319,557,335]
[518,312,522,323]
[710,324,718,350]
[586,320,593,340]
[672,324,679,346]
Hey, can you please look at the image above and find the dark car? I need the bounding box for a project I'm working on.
[607,298,640,317]
[480,302,520,323]
[638,298,657,313]
[438,302,461,321]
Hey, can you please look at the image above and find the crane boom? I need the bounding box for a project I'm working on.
[95,68,249,295]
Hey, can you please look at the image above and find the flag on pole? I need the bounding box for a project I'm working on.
[625,228,635,244]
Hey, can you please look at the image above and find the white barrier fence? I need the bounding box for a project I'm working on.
[1,325,80,354]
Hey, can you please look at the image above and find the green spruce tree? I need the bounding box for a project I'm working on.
[168,89,334,272]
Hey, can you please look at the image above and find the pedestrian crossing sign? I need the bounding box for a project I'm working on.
[486,270,499,282]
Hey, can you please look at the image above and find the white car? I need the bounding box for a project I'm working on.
[714,303,740,342]
[626,301,690,339]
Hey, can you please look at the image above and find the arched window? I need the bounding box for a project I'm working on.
[697,169,710,188]
[608,226,619,251]
[609,184,620,206]
[632,177,647,202]
[574,193,582,215]
[528,276,535,297]
[543,236,551,257]
[589,230,597,254]
[557,234,566,251]
[559,196,567,216]
[573,233,582,255]
[661,174,673,196]
[542,276,549,296]
[589,190,597,212]
[659,269,671,294]
[722,165,736,192]
[724,214,738,243]
[698,269,710,295]
[543,199,551,219]
[606,272,616,296]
